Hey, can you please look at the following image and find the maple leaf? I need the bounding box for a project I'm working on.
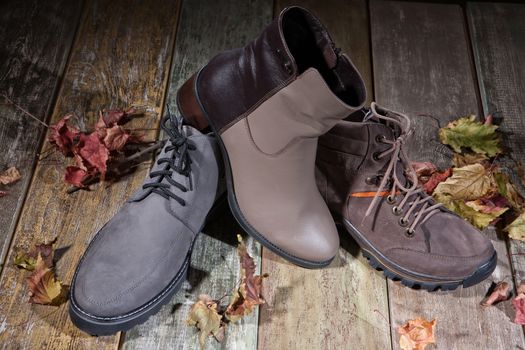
[452,152,489,167]
[225,235,268,322]
[433,164,496,201]
[398,318,436,350]
[26,255,68,306]
[434,193,504,229]
[0,167,21,185]
[494,172,525,211]
[64,166,90,187]
[481,281,511,307]
[439,115,501,156]
[77,133,109,175]
[505,212,525,241]
[423,168,452,195]
[187,294,224,350]
[103,125,131,151]
[48,115,80,155]
[13,238,56,271]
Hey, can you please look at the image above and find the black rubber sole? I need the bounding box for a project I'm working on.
[190,68,333,269]
[343,219,497,291]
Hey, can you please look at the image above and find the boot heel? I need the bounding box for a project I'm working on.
[177,73,209,131]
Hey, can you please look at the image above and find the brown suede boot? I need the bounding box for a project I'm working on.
[316,103,496,290]
[177,6,366,268]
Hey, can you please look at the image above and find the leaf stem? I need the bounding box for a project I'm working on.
[1,93,49,128]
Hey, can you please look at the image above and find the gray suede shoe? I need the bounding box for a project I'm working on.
[69,112,220,335]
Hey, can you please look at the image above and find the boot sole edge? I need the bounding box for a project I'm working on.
[343,218,497,291]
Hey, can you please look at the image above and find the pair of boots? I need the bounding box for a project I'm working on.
[69,6,496,335]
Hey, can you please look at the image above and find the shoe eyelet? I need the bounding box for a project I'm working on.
[372,152,381,161]
[405,228,415,238]
[386,194,396,204]
[365,177,375,185]
[375,135,386,143]
[392,206,403,216]
[398,217,409,227]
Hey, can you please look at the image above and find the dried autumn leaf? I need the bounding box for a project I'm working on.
[494,172,525,211]
[13,238,56,271]
[398,318,436,350]
[434,194,503,229]
[481,281,511,306]
[505,212,525,241]
[103,125,131,151]
[101,107,138,127]
[452,152,489,168]
[48,115,80,155]
[439,115,501,156]
[187,294,224,349]
[77,133,109,175]
[423,168,452,195]
[64,166,90,187]
[0,166,21,185]
[465,197,509,215]
[513,282,525,325]
[433,163,496,201]
[26,255,68,306]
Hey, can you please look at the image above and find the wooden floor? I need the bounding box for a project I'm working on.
[1,0,524,349]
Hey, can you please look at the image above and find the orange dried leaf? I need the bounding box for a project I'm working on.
[187,294,224,349]
[398,317,436,350]
[225,235,267,322]
[26,255,68,306]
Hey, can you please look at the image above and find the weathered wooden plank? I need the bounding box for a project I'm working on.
[122,0,272,349]
[468,2,525,334]
[258,2,391,349]
[371,1,525,349]
[0,0,180,348]
[0,0,84,270]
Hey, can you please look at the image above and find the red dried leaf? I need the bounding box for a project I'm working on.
[423,168,452,195]
[0,190,6,197]
[101,107,137,127]
[513,297,525,325]
[77,133,109,175]
[481,281,511,306]
[48,115,80,155]
[64,166,90,187]
[468,195,509,214]
[103,125,131,151]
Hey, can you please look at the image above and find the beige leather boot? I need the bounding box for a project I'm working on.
[177,6,366,267]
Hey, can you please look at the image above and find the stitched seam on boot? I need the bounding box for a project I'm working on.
[385,247,491,260]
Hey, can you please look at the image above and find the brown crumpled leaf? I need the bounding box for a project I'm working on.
[513,281,525,325]
[225,235,268,322]
[452,152,489,168]
[481,281,511,306]
[26,255,68,306]
[48,115,80,155]
[187,294,225,350]
[398,318,437,350]
[13,238,56,271]
[0,166,21,185]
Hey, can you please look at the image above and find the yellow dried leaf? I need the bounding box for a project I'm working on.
[433,164,495,201]
[452,152,489,167]
[0,166,21,185]
[505,212,525,241]
[187,294,224,349]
